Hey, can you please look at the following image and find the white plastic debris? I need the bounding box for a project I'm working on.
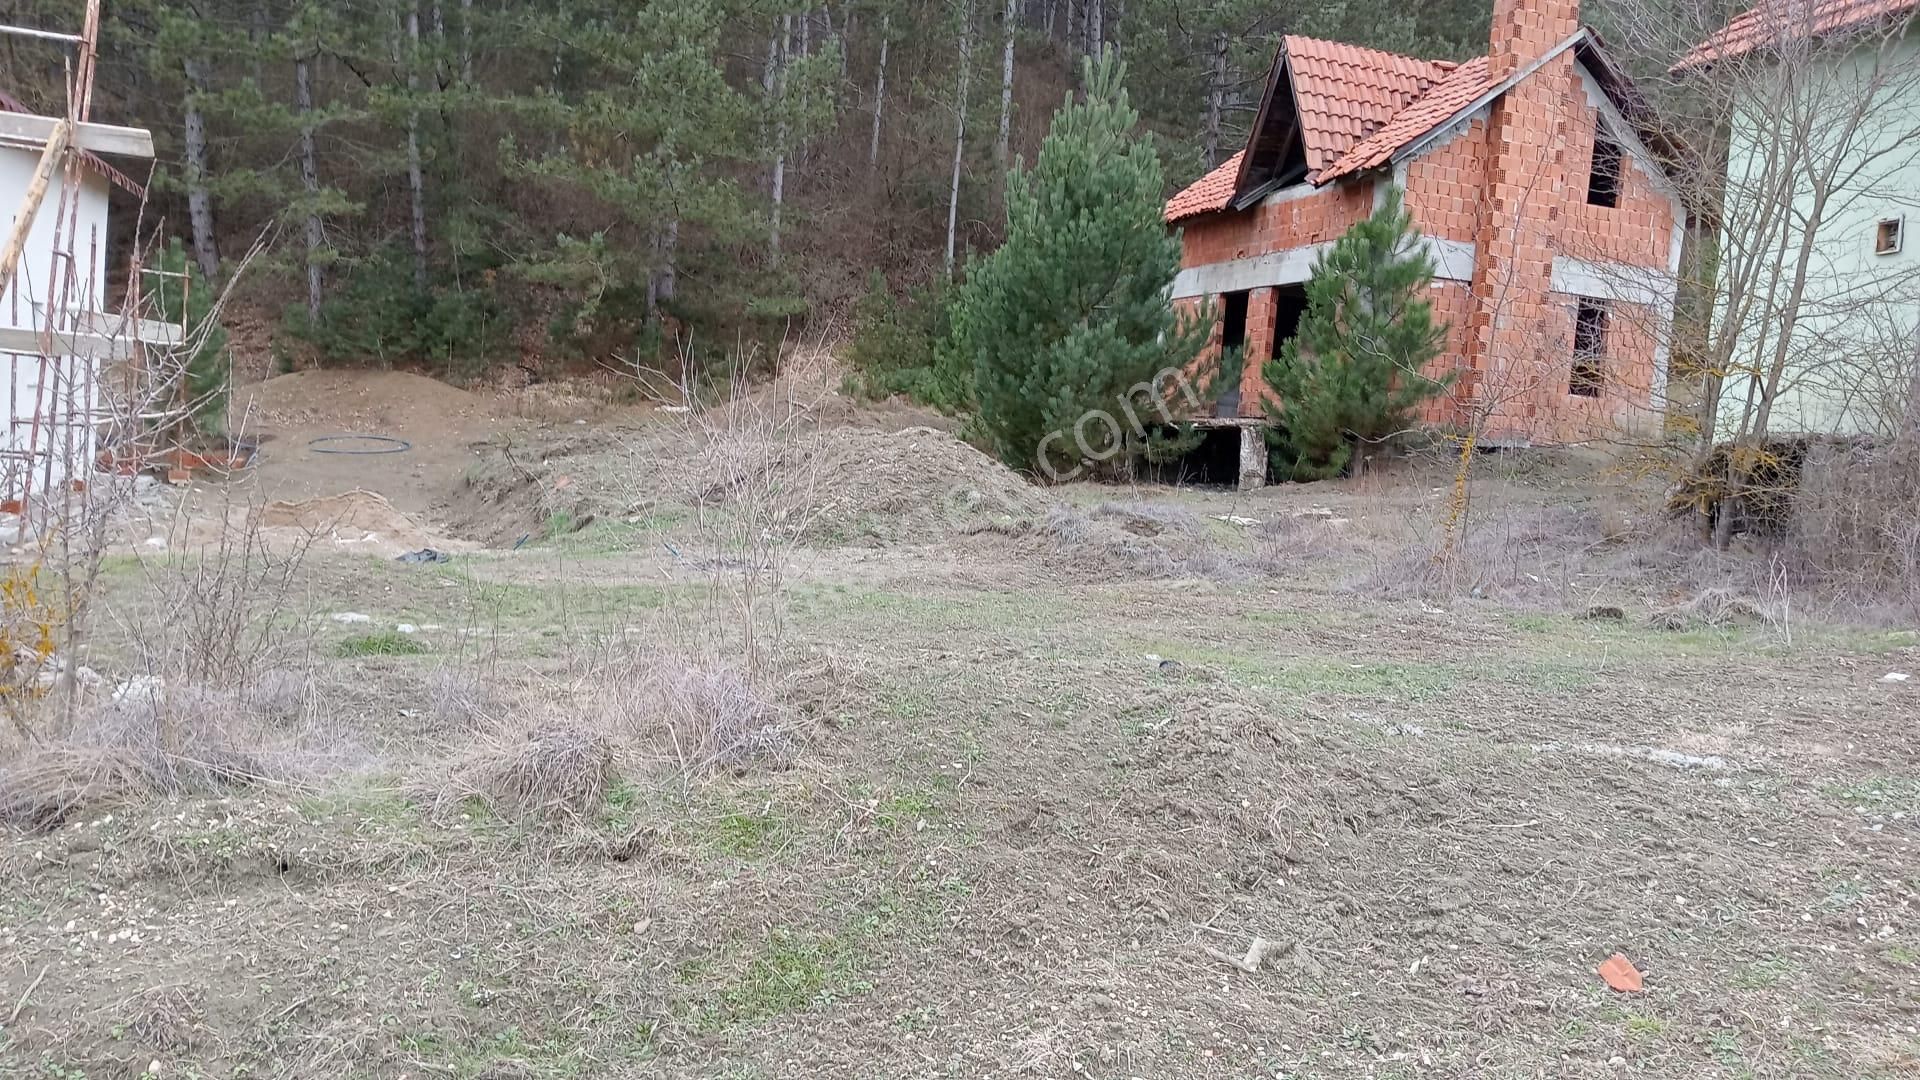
[112,674,165,704]
[1880,671,1910,683]
[1211,514,1261,527]
[330,612,372,624]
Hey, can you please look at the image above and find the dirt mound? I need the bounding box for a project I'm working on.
[258,489,456,555]
[444,420,1048,549]
[783,426,1051,544]
[232,369,495,433]
[442,428,633,546]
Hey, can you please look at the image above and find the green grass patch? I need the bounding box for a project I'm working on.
[698,931,866,1030]
[336,630,429,657]
[1498,659,1601,692]
[876,787,940,828]
[1622,1012,1668,1039]
[706,808,786,857]
[1822,776,1920,813]
[1729,953,1795,989]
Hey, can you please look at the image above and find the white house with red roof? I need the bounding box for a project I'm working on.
[1164,0,1686,484]
[1676,0,1920,438]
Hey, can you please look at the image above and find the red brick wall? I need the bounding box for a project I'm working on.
[1403,118,1489,245]
[1461,52,1678,444]
[1523,294,1664,444]
[1562,100,1677,270]
[1489,0,1578,82]
[1240,287,1277,417]
[1177,180,1376,268]
[1419,280,1479,428]
[1467,51,1579,442]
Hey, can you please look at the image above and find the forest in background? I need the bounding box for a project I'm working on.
[0,0,1496,380]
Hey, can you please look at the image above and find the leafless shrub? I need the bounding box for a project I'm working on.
[438,724,614,820]
[426,666,500,731]
[1779,441,1920,618]
[124,498,315,696]
[0,686,289,830]
[1349,503,1612,603]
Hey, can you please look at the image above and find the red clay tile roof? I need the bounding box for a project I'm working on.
[1164,151,1242,223]
[1319,57,1496,181]
[1165,36,1475,222]
[1282,36,1454,175]
[1673,0,1919,71]
[0,89,145,196]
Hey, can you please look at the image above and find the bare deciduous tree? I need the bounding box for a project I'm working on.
[1607,0,1920,542]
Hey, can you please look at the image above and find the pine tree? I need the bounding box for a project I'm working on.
[1262,185,1453,480]
[946,50,1212,478]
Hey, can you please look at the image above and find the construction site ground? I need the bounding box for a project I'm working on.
[2,368,1917,1079]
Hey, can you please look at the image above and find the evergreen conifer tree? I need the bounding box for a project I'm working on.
[946,49,1213,478]
[1263,186,1452,480]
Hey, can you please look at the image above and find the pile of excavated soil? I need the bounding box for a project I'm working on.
[754,426,1051,545]
[444,420,1051,549]
[256,489,461,556]
[232,369,495,434]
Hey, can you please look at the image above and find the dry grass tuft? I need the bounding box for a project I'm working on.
[1088,500,1202,536]
[641,660,798,773]
[426,666,500,731]
[1042,503,1240,580]
[439,724,614,820]
[0,690,278,831]
[1648,587,1777,631]
[126,986,205,1052]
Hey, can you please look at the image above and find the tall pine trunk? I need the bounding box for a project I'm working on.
[1202,31,1227,169]
[1086,0,1101,55]
[768,15,789,268]
[404,5,429,291]
[995,0,1014,168]
[869,13,890,169]
[647,219,679,320]
[945,0,974,276]
[182,56,221,284]
[295,52,324,321]
[460,0,473,82]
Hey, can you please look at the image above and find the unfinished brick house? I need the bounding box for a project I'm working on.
[1164,0,1686,487]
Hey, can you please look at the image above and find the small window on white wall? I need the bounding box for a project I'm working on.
[1875,216,1904,255]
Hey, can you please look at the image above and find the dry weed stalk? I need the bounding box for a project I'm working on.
[0,233,269,744]
[589,334,837,782]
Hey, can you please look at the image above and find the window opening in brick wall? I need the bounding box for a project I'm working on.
[1570,299,1608,397]
[1586,133,1622,208]
[1214,290,1250,417]
[1271,284,1308,362]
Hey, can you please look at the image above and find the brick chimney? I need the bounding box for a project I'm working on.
[1488,0,1581,82]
